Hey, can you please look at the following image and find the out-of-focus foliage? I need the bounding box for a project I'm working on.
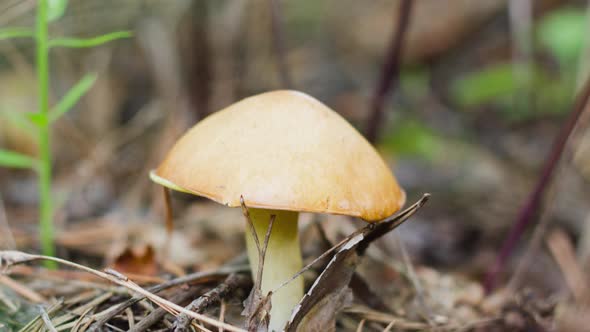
[0,0,131,258]
[0,149,37,169]
[48,73,97,123]
[452,64,518,108]
[47,0,68,22]
[380,119,442,160]
[450,7,588,121]
[537,7,587,66]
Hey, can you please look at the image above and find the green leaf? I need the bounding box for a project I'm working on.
[49,73,97,122]
[0,27,35,40]
[48,31,132,48]
[47,0,68,22]
[537,8,587,65]
[451,64,519,107]
[0,149,37,169]
[380,119,442,160]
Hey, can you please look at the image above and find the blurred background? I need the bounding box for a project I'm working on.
[1,0,590,327]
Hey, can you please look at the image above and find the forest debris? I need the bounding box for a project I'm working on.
[342,306,428,330]
[40,306,59,332]
[111,244,158,276]
[315,220,391,312]
[0,274,46,303]
[480,288,511,315]
[174,274,251,332]
[284,195,429,331]
[17,300,64,332]
[129,286,203,332]
[555,303,590,332]
[89,263,248,329]
[0,251,248,332]
[240,197,274,332]
[0,287,18,312]
[547,228,590,304]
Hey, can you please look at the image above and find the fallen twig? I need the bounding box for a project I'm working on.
[0,251,248,332]
[547,229,590,304]
[0,274,46,303]
[129,286,203,332]
[89,262,248,329]
[240,196,274,330]
[40,306,59,332]
[174,274,251,332]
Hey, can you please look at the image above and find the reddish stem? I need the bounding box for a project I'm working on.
[484,76,590,292]
[365,0,413,144]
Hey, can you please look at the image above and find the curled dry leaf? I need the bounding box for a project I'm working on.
[111,244,158,276]
[285,195,429,331]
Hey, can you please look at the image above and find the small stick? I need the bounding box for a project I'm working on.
[174,274,251,332]
[356,319,366,332]
[365,0,414,143]
[240,196,262,260]
[0,251,247,332]
[129,286,203,332]
[89,263,248,329]
[40,306,59,332]
[240,196,275,296]
[0,274,46,303]
[125,307,135,329]
[547,229,590,304]
[383,321,396,332]
[256,214,275,292]
[219,301,226,332]
[240,197,276,327]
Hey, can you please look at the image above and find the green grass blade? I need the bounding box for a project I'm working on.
[0,149,38,169]
[0,28,35,40]
[48,31,132,48]
[49,73,97,122]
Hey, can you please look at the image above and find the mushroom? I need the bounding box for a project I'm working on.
[150,90,405,331]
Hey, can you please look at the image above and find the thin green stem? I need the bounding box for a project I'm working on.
[35,0,56,264]
[47,31,132,48]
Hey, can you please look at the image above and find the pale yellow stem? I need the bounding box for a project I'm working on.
[245,209,303,332]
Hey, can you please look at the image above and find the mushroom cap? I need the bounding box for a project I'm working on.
[152,90,405,221]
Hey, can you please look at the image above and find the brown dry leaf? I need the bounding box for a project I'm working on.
[285,195,429,331]
[294,269,354,332]
[285,234,361,332]
[110,244,158,276]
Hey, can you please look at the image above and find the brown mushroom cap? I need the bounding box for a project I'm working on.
[153,90,405,221]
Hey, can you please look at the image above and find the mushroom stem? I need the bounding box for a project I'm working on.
[245,209,303,331]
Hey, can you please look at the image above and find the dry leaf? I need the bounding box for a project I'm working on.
[111,244,158,276]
